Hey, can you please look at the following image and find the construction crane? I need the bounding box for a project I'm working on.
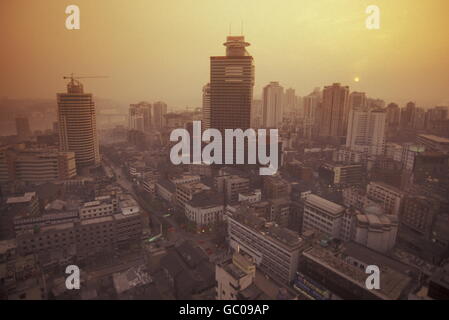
[63,73,109,82]
[62,74,109,91]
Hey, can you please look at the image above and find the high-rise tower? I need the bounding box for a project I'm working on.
[57,79,100,169]
[346,108,386,156]
[210,36,255,131]
[153,101,167,130]
[262,82,284,128]
[319,83,350,139]
[15,117,32,140]
[202,83,211,130]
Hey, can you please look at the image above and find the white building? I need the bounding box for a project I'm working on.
[353,206,398,254]
[366,181,404,216]
[216,253,256,300]
[79,195,119,220]
[262,82,284,128]
[227,210,303,283]
[387,143,426,170]
[346,109,386,156]
[302,194,345,239]
[184,193,224,227]
[238,190,262,203]
[333,148,364,164]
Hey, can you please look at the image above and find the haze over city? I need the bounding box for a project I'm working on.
[1,0,449,305]
[1,0,449,107]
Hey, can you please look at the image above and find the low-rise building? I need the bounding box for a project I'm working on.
[227,208,304,283]
[366,181,404,216]
[184,192,224,227]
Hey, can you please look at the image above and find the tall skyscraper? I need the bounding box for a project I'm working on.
[303,91,320,139]
[57,78,100,169]
[251,99,263,128]
[348,92,367,111]
[262,82,284,128]
[400,101,416,128]
[386,103,401,127]
[202,83,211,130]
[153,101,167,130]
[284,88,297,114]
[346,109,387,156]
[15,117,32,139]
[319,83,350,139]
[210,36,255,131]
[129,102,152,132]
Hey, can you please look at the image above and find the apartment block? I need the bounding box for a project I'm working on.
[227,208,304,283]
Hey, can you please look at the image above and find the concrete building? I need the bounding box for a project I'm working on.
[366,181,404,216]
[417,134,449,153]
[0,145,76,183]
[57,78,100,169]
[300,245,411,300]
[184,192,224,227]
[263,175,291,200]
[348,92,366,110]
[129,102,152,132]
[156,179,176,203]
[319,163,363,186]
[15,117,32,140]
[302,194,345,239]
[346,109,386,156]
[202,83,211,130]
[153,101,168,130]
[262,82,284,128]
[15,194,142,257]
[400,196,440,239]
[319,83,350,140]
[353,207,398,253]
[227,208,304,283]
[216,175,250,203]
[175,181,211,210]
[216,252,256,300]
[303,93,320,139]
[333,148,364,164]
[6,192,40,218]
[284,88,297,114]
[386,143,426,171]
[238,190,261,203]
[210,36,254,131]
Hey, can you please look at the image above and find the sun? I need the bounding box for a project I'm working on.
[354,77,360,83]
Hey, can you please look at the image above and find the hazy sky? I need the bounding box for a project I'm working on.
[1,0,448,109]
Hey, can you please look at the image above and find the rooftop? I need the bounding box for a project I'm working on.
[304,194,345,215]
[304,246,411,300]
[6,192,36,204]
[230,209,303,249]
[418,134,449,144]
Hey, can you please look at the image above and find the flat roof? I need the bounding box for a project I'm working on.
[418,134,449,144]
[304,246,411,300]
[80,216,113,225]
[305,194,345,215]
[230,209,303,249]
[7,192,36,204]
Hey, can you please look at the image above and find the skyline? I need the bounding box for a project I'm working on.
[1,0,449,108]
[2,0,449,304]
